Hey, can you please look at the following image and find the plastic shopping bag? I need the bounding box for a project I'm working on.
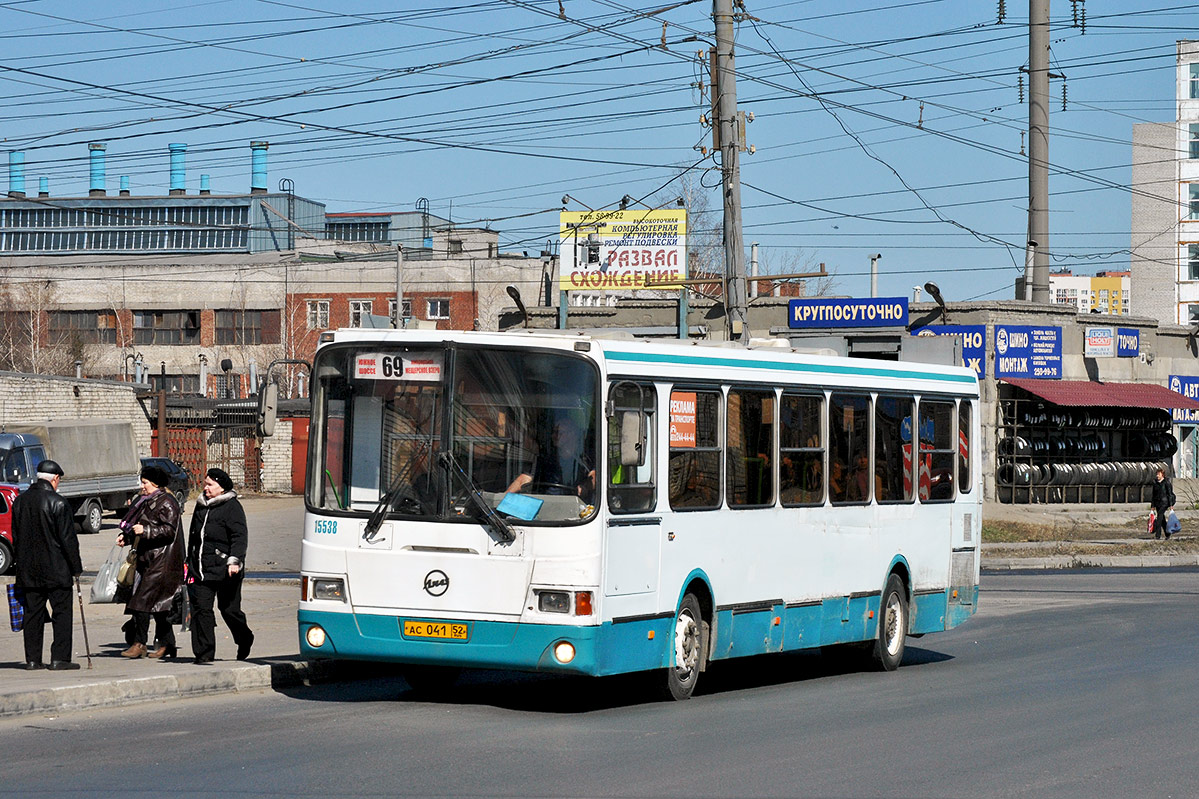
[90,545,129,604]
[1147,509,1157,535]
[1167,511,1181,535]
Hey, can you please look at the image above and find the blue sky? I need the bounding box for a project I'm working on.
[0,0,1193,303]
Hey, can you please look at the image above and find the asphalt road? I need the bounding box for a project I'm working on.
[1,570,1196,798]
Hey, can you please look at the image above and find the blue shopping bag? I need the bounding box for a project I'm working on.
[7,584,24,632]
[1167,511,1181,535]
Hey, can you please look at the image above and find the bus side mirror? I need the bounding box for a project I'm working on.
[257,381,279,438]
[620,411,646,467]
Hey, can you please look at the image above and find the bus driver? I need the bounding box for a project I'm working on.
[507,415,595,502]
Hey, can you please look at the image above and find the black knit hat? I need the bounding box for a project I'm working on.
[36,459,65,477]
[206,468,234,492]
[140,464,171,488]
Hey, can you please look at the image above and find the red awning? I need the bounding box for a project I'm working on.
[1001,378,1199,410]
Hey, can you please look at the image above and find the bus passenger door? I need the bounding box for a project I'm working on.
[603,382,661,613]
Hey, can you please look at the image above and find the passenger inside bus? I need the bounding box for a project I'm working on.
[506,414,595,502]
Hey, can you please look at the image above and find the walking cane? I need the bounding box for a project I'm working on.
[73,576,93,670]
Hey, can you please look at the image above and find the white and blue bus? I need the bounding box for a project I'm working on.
[298,329,980,699]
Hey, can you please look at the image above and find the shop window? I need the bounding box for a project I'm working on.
[668,388,721,510]
[780,393,823,507]
[607,382,656,514]
[875,395,915,504]
[919,400,956,502]
[830,393,870,505]
[726,389,774,508]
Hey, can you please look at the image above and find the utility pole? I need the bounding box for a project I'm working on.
[713,0,748,342]
[1027,0,1051,303]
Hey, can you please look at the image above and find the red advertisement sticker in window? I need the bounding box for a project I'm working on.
[670,392,697,448]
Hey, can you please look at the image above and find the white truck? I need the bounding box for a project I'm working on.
[0,419,142,534]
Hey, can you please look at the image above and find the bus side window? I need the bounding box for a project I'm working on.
[830,393,870,505]
[668,388,721,510]
[607,382,657,514]
[780,393,824,507]
[875,395,915,504]
[919,400,956,502]
[958,400,973,494]
[726,388,774,508]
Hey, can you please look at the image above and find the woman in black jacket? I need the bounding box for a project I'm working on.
[187,468,254,664]
[117,465,185,659]
[1151,467,1176,540]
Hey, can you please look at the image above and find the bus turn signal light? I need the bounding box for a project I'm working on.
[574,591,593,616]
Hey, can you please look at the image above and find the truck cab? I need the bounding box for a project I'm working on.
[0,433,46,488]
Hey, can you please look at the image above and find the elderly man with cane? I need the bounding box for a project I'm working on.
[11,460,84,670]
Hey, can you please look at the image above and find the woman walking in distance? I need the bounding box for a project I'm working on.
[116,464,185,659]
[187,468,254,664]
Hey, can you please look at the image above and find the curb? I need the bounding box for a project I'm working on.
[0,658,345,719]
[983,554,1199,570]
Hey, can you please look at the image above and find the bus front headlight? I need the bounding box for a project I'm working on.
[312,578,346,602]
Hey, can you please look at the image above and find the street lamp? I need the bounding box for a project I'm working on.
[924,281,948,322]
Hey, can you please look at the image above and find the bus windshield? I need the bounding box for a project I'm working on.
[308,344,599,525]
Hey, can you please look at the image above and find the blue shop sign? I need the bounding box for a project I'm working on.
[914,324,986,379]
[1116,327,1139,358]
[788,296,908,329]
[1169,375,1199,423]
[994,325,1061,379]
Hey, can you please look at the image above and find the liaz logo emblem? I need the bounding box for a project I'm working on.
[423,570,450,597]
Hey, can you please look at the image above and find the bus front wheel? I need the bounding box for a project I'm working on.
[663,593,705,701]
[871,574,908,671]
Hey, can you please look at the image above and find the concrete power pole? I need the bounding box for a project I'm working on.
[714,0,748,342]
[1027,0,1051,303]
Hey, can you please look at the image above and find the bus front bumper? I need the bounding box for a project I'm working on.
[298,608,671,676]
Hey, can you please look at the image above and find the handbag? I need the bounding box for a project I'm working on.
[116,535,140,587]
[7,584,23,632]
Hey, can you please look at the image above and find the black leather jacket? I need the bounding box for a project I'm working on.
[12,479,82,589]
[1151,476,1175,511]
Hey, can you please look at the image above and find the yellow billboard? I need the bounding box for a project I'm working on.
[558,209,687,291]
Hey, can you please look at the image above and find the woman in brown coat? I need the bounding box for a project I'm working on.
[116,464,185,659]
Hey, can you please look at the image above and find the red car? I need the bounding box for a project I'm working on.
[0,483,18,575]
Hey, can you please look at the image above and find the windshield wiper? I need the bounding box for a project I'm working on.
[363,440,431,542]
[438,451,515,543]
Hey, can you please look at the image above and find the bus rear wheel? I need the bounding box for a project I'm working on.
[871,574,908,671]
[663,593,704,701]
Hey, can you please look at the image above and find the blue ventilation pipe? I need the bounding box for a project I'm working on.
[7,151,25,197]
[169,143,186,195]
[250,141,268,194]
[199,174,211,195]
[38,177,48,197]
[88,142,107,196]
[120,176,130,196]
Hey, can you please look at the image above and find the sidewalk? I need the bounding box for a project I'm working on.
[0,579,341,719]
